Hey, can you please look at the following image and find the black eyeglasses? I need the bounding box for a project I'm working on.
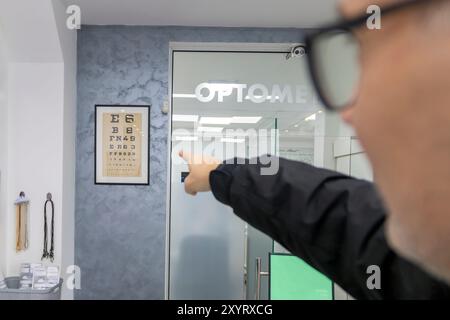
[304,0,440,111]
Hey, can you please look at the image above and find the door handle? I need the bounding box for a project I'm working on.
[255,257,269,300]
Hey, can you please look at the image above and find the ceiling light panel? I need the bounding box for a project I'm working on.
[173,114,199,122]
[221,138,245,143]
[199,117,232,125]
[197,126,224,133]
[175,136,198,141]
[231,116,262,124]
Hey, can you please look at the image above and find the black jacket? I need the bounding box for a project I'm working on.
[209,157,450,299]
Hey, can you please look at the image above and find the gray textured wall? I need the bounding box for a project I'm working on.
[76,26,303,300]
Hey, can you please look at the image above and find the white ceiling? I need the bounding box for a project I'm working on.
[66,0,340,28]
[0,0,64,62]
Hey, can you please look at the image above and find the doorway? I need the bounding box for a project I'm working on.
[166,43,364,300]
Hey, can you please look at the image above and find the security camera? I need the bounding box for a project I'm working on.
[286,45,307,60]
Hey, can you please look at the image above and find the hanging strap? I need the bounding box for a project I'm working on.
[23,204,29,249]
[49,199,55,262]
[19,204,27,250]
[15,192,29,252]
[42,193,55,262]
[16,205,21,252]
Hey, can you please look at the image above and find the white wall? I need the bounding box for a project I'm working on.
[0,0,62,63]
[5,63,65,274]
[0,0,77,299]
[0,23,9,275]
[51,0,77,300]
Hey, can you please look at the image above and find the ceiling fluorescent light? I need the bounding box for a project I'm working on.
[231,116,262,124]
[173,94,196,99]
[198,126,224,133]
[304,113,317,122]
[221,138,245,143]
[199,117,232,125]
[207,82,241,90]
[173,114,199,122]
[175,136,198,141]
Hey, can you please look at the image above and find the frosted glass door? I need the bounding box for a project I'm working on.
[168,48,340,300]
[169,139,246,299]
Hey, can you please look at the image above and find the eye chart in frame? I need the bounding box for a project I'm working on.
[95,105,150,185]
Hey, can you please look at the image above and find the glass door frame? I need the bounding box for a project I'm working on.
[165,42,305,300]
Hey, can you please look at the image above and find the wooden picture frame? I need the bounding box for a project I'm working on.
[95,105,150,185]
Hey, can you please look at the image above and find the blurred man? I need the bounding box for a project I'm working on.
[179,0,450,299]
